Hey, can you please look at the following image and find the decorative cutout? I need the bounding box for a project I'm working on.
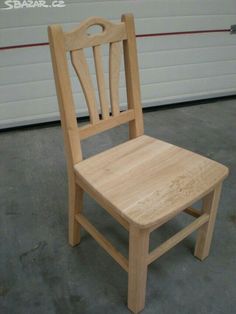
[87,24,104,37]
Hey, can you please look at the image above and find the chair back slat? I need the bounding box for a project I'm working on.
[109,41,122,116]
[71,49,99,124]
[93,45,110,120]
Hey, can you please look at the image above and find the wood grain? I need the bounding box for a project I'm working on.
[68,182,83,246]
[64,17,127,51]
[76,173,129,231]
[93,45,110,119]
[184,207,201,218]
[76,213,129,271]
[148,213,209,264]
[48,25,83,246]
[48,25,82,166]
[128,225,149,313]
[122,14,144,139]
[49,14,229,313]
[71,49,99,124]
[194,183,222,260]
[109,41,122,116]
[74,135,228,228]
[78,109,134,140]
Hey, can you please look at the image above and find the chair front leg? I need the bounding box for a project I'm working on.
[68,177,83,247]
[128,225,150,313]
[194,182,222,260]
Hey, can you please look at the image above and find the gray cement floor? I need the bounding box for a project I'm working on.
[0,97,236,314]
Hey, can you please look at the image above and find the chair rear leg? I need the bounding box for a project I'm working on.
[194,182,222,260]
[68,179,83,247]
[128,225,149,313]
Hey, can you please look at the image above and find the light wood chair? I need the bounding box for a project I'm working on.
[48,14,229,313]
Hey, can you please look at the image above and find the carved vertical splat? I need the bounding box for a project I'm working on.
[109,41,122,116]
[71,49,99,124]
[93,45,110,120]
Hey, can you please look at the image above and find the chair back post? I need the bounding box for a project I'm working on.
[122,14,144,138]
[48,25,82,174]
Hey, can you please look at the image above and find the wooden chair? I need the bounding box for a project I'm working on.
[48,14,229,313]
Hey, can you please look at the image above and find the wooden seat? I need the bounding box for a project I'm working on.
[74,135,228,228]
[48,13,229,314]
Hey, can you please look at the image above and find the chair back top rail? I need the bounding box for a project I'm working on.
[64,17,127,51]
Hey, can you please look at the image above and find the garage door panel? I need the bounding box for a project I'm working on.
[1,33,236,68]
[1,15,235,47]
[1,74,236,128]
[0,0,235,128]
[2,44,236,86]
[27,59,236,86]
[1,0,236,29]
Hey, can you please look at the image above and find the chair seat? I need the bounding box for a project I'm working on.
[74,135,228,228]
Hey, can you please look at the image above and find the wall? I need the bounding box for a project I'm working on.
[0,0,236,128]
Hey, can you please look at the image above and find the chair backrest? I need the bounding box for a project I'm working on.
[48,14,143,169]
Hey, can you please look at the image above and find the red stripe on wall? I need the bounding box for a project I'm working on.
[0,29,230,51]
[0,42,49,51]
[136,29,230,38]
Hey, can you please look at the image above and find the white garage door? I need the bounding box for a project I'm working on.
[0,0,236,128]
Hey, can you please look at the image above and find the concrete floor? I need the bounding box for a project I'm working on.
[0,97,236,314]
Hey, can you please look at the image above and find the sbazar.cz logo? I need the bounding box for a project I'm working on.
[1,0,66,9]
